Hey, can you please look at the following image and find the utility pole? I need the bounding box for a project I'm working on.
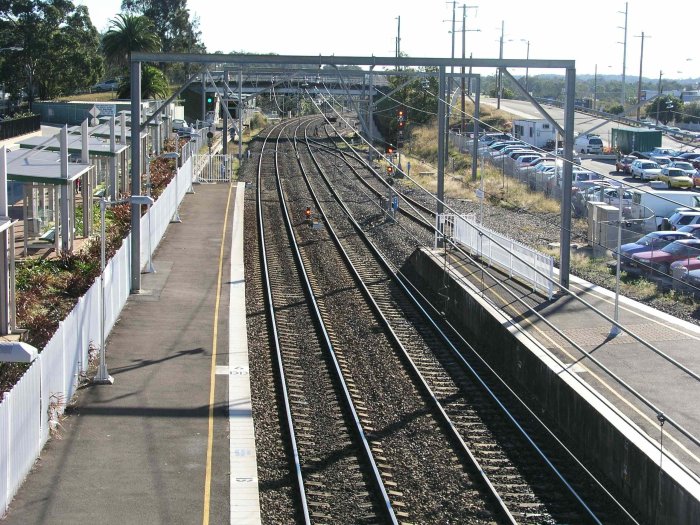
[593,64,598,111]
[497,20,504,109]
[524,40,530,94]
[395,15,401,66]
[618,2,628,109]
[459,5,479,132]
[656,70,663,125]
[635,32,650,121]
[461,4,467,132]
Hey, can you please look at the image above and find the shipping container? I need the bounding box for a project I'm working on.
[611,127,662,154]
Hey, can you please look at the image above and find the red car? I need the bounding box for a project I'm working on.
[670,255,700,274]
[631,239,700,274]
[615,155,637,174]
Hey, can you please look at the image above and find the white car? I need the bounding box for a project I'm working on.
[630,159,662,181]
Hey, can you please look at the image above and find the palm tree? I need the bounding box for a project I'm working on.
[117,65,169,100]
[103,14,167,99]
[102,14,161,70]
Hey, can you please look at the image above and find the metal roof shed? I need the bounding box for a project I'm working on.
[4,137,92,255]
[18,131,130,202]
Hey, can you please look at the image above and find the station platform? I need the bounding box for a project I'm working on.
[2,181,261,524]
[419,246,700,518]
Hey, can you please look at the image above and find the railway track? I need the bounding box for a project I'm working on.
[256,120,393,524]
[288,116,638,524]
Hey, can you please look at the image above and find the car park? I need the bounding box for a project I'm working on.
[630,238,700,274]
[619,231,693,262]
[658,167,693,189]
[630,159,662,181]
[615,155,637,174]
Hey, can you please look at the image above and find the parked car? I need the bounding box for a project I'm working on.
[630,238,700,274]
[574,133,604,154]
[630,159,662,181]
[649,155,671,168]
[668,161,696,177]
[658,167,693,189]
[92,79,119,92]
[677,224,700,239]
[672,152,700,169]
[601,187,634,206]
[670,254,700,275]
[615,155,637,174]
[514,154,543,169]
[555,148,582,165]
[694,170,700,188]
[518,157,553,172]
[681,268,700,290]
[619,231,693,262]
[668,210,700,229]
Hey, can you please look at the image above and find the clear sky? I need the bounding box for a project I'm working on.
[75,0,698,81]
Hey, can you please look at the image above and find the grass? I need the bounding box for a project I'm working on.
[56,92,120,102]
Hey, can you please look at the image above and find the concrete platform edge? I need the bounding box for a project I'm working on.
[229,181,261,524]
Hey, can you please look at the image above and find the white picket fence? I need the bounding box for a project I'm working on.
[437,213,555,299]
[0,157,194,517]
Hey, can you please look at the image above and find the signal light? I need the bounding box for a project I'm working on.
[387,165,394,174]
[386,146,395,155]
[207,96,213,103]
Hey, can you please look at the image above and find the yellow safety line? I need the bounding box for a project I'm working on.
[449,253,700,465]
[569,281,700,342]
[203,182,234,525]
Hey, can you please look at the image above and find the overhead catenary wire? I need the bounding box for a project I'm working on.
[307,86,700,457]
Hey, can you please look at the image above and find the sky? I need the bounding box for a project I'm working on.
[75,0,698,81]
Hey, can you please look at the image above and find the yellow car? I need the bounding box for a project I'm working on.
[659,167,693,189]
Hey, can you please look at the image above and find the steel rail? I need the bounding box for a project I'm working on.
[256,121,310,524]
[301,120,641,524]
[276,119,399,524]
[297,120,519,524]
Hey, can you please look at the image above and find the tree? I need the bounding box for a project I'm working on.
[102,14,168,99]
[117,64,169,99]
[102,14,161,70]
[0,0,103,103]
[122,0,205,81]
[645,95,683,124]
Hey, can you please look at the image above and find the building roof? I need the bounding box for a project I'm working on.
[4,149,90,185]
[18,134,128,158]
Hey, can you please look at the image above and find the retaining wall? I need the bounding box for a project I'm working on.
[405,247,700,524]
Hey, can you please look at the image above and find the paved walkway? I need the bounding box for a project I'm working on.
[2,182,253,524]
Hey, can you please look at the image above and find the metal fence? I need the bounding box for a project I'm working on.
[437,213,555,299]
[0,115,41,140]
[0,158,192,517]
[193,153,236,183]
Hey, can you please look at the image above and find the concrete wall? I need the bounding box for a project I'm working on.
[405,247,700,524]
